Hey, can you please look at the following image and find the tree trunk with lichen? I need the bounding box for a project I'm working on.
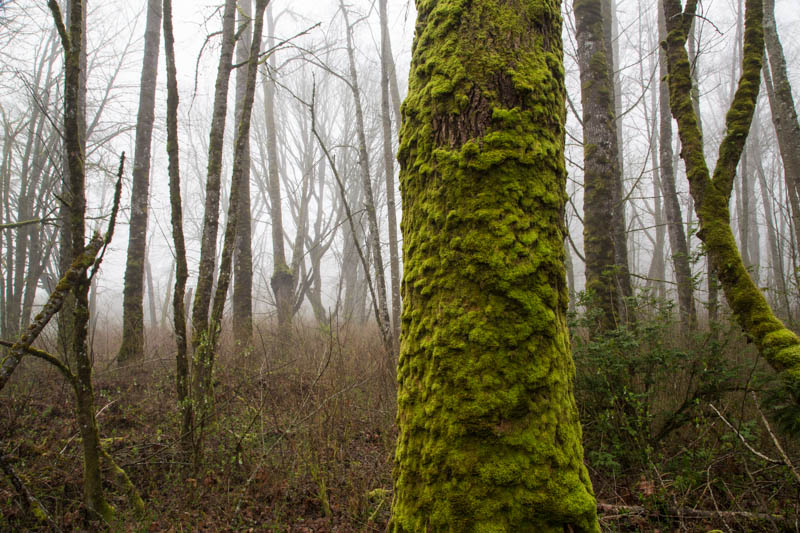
[233,0,254,349]
[663,0,800,412]
[162,0,192,453]
[657,0,696,330]
[390,0,599,529]
[762,0,800,251]
[190,0,236,360]
[575,0,626,331]
[193,0,267,462]
[264,6,295,341]
[48,0,115,520]
[118,0,162,363]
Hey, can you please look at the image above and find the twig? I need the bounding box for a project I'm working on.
[0,451,60,530]
[751,391,800,485]
[709,403,782,464]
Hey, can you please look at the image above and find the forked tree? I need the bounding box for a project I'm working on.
[390,0,599,529]
[662,0,800,418]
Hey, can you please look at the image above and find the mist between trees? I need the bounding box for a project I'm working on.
[1,0,800,530]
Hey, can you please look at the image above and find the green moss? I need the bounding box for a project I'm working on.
[664,0,800,406]
[391,0,598,530]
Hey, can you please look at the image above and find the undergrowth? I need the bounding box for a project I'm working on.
[1,301,799,531]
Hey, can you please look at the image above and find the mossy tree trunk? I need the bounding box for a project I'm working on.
[390,0,599,530]
[663,0,800,407]
[162,0,192,453]
[118,0,162,364]
[48,0,115,520]
[574,0,627,331]
[192,0,267,462]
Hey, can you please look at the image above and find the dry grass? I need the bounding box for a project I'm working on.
[1,313,799,531]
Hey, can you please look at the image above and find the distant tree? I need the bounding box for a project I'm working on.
[657,0,696,330]
[574,0,630,330]
[390,0,599,529]
[233,0,254,348]
[162,0,191,452]
[118,0,162,363]
[762,0,800,251]
[339,0,393,354]
[378,0,401,344]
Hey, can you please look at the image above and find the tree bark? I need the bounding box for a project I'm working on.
[264,6,294,338]
[658,0,696,330]
[192,0,267,459]
[379,0,401,347]
[340,0,393,354]
[162,0,192,452]
[190,0,237,354]
[762,0,800,251]
[118,0,162,363]
[390,0,599,529]
[233,0,254,348]
[663,0,800,407]
[575,0,626,331]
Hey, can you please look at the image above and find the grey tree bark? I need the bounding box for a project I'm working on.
[233,0,254,348]
[379,0,401,346]
[340,0,393,352]
[190,0,237,357]
[658,0,696,329]
[575,0,626,331]
[762,0,800,251]
[118,0,162,363]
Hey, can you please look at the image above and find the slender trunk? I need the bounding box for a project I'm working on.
[191,0,237,352]
[233,0,254,348]
[604,0,634,306]
[379,0,401,346]
[755,134,790,319]
[575,0,625,331]
[162,0,192,452]
[762,0,800,251]
[118,0,161,363]
[193,0,267,459]
[658,0,696,329]
[57,0,87,363]
[48,0,114,519]
[340,0,393,353]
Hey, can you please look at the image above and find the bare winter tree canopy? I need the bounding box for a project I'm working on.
[1,0,800,529]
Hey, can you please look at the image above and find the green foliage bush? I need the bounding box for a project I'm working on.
[570,291,743,476]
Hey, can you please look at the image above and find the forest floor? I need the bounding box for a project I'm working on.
[1,316,799,531]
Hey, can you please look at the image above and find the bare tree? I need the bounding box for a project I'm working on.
[118,0,162,363]
[658,0,696,329]
[339,0,392,352]
[233,0,254,348]
[162,0,191,452]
